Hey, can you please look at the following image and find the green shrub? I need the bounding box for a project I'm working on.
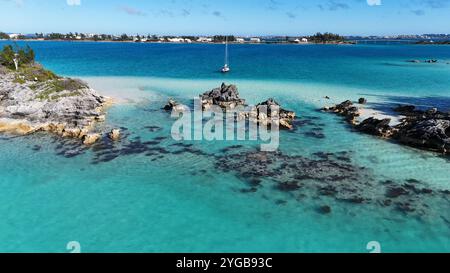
[0,44,35,69]
[36,78,87,100]
[17,64,59,82]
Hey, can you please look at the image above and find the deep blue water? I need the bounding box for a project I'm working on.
[6,41,450,93]
[0,41,449,252]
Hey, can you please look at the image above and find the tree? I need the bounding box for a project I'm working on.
[0,32,10,39]
[213,35,236,43]
[0,45,15,69]
[24,45,35,64]
[120,34,130,41]
[0,44,35,69]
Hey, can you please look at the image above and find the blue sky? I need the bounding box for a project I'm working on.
[1,0,450,36]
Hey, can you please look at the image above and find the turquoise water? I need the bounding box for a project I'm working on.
[0,41,449,252]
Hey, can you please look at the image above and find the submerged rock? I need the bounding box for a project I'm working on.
[215,149,371,203]
[163,99,188,112]
[82,133,101,145]
[394,105,416,113]
[358,98,367,104]
[318,205,332,214]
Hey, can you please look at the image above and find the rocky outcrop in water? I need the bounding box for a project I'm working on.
[0,64,110,144]
[199,83,296,129]
[163,99,188,112]
[355,117,396,138]
[324,100,450,154]
[406,59,438,63]
[254,98,296,129]
[108,129,121,141]
[200,83,246,110]
[390,105,450,153]
[322,100,360,124]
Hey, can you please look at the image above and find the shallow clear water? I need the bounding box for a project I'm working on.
[0,41,449,252]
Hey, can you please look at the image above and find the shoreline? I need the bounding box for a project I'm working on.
[0,38,354,45]
[0,60,117,144]
[323,99,450,154]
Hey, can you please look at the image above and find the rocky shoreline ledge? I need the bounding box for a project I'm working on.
[323,99,450,154]
[0,62,115,144]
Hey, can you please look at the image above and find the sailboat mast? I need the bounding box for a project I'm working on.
[225,36,228,65]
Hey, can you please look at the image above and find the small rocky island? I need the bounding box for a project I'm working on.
[200,83,296,129]
[165,83,296,129]
[0,45,112,144]
[323,100,450,154]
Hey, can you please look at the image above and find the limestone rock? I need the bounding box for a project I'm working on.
[323,100,360,124]
[109,129,121,141]
[356,117,396,138]
[0,64,108,142]
[200,83,246,110]
[163,99,188,112]
[83,133,100,145]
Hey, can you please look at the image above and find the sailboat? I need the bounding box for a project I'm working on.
[221,37,230,73]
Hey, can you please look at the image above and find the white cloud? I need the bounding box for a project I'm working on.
[67,0,81,6]
[367,0,381,6]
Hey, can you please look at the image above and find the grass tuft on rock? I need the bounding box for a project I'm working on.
[36,78,88,100]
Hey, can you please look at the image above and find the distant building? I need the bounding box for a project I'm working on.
[250,37,261,43]
[293,37,308,43]
[8,34,21,39]
[197,37,213,43]
[168,37,185,43]
[236,38,245,43]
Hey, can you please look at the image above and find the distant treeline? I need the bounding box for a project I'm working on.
[1,31,349,44]
[308,32,346,43]
[0,32,26,40]
[27,33,237,43]
[0,32,9,39]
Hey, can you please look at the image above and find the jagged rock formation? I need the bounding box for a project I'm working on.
[198,83,296,130]
[322,100,360,124]
[254,98,296,129]
[355,117,396,138]
[323,100,450,154]
[200,83,246,110]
